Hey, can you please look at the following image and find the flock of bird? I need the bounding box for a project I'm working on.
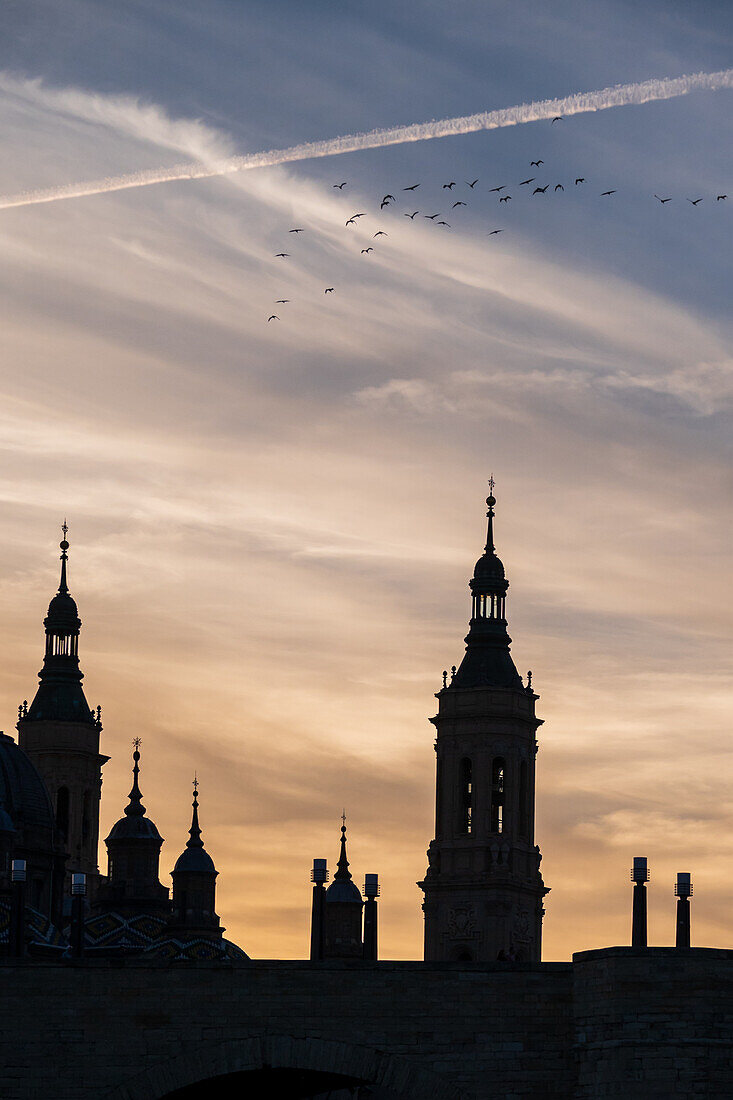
[265,120,728,322]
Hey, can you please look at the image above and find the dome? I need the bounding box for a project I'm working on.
[0,733,54,832]
[107,813,162,842]
[325,878,363,904]
[45,590,79,625]
[473,550,506,582]
[173,845,216,874]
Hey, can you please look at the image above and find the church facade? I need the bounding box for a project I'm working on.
[1,494,732,1099]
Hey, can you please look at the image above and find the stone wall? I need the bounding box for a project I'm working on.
[0,949,731,1098]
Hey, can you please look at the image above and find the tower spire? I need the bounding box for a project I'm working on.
[334,812,352,881]
[58,520,70,595]
[485,476,496,553]
[186,775,204,850]
[124,739,146,819]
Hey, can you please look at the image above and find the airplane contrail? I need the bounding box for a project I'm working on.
[0,69,731,211]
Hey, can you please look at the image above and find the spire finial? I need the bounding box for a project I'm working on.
[485,476,496,553]
[58,519,70,595]
[334,811,352,881]
[125,738,146,818]
[186,772,204,849]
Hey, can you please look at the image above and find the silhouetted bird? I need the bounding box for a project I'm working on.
[466,179,479,188]
[373,231,388,237]
[554,184,564,191]
[489,185,506,193]
[361,247,373,254]
[275,253,289,258]
[533,186,548,194]
[654,195,671,203]
[452,201,467,208]
[380,200,390,209]
[442,182,456,189]
[424,213,440,219]
[382,194,396,203]
[601,190,616,196]
[275,299,290,303]
[552,116,562,123]
[267,315,279,322]
[333,182,347,189]
[499,195,511,203]
[488,229,504,235]
[289,228,304,233]
[687,198,703,205]
[520,178,535,186]
[530,160,544,167]
[404,211,419,218]
[403,183,420,190]
[717,194,727,200]
[325,287,334,294]
[575,178,585,185]
[436,220,450,226]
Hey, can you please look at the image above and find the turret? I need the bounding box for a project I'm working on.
[323,817,364,959]
[168,778,222,941]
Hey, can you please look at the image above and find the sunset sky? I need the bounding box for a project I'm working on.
[0,1,731,959]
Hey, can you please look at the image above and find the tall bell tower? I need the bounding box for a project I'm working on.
[418,483,548,962]
[17,525,107,884]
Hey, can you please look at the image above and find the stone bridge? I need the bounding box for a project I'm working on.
[1,948,732,1098]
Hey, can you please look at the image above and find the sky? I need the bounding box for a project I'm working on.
[0,0,731,959]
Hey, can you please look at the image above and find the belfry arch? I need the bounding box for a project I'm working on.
[103,1035,462,1100]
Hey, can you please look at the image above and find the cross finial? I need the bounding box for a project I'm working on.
[341,808,347,829]
[488,474,495,494]
[193,773,199,797]
[61,518,68,539]
[132,737,142,751]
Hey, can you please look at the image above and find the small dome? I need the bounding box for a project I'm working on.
[46,591,79,624]
[0,733,54,832]
[473,551,505,581]
[325,878,363,904]
[107,813,162,842]
[173,845,216,874]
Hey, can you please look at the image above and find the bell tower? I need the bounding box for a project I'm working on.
[418,483,548,962]
[17,525,107,884]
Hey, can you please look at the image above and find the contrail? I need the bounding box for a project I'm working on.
[1,69,731,211]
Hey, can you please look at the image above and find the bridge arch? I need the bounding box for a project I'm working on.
[104,1034,462,1100]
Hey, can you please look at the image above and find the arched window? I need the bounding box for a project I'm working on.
[459,758,473,834]
[490,758,505,834]
[519,761,529,838]
[56,787,70,839]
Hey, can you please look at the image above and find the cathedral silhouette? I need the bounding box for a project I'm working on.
[1,491,731,1099]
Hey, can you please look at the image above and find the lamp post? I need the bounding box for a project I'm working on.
[9,858,27,957]
[675,872,692,949]
[310,858,328,961]
[70,872,87,959]
[362,873,380,961]
[631,856,649,948]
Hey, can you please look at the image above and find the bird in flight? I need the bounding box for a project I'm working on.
[452,201,467,208]
[324,287,334,294]
[499,195,511,203]
[345,213,366,226]
[554,184,564,191]
[333,182,347,189]
[687,197,703,205]
[267,315,279,322]
[466,179,479,188]
[361,247,374,254]
[654,195,672,203]
[601,190,617,196]
[373,231,388,237]
[275,252,289,258]
[519,178,535,186]
[289,228,304,233]
[717,194,727,200]
[275,299,290,304]
[533,186,548,194]
[436,220,451,226]
[552,116,562,123]
[442,182,456,189]
[488,229,504,235]
[382,194,396,203]
[489,185,506,193]
[380,199,391,209]
[403,183,420,190]
[404,211,419,219]
[530,160,544,167]
[575,178,585,185]
[424,213,440,219]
